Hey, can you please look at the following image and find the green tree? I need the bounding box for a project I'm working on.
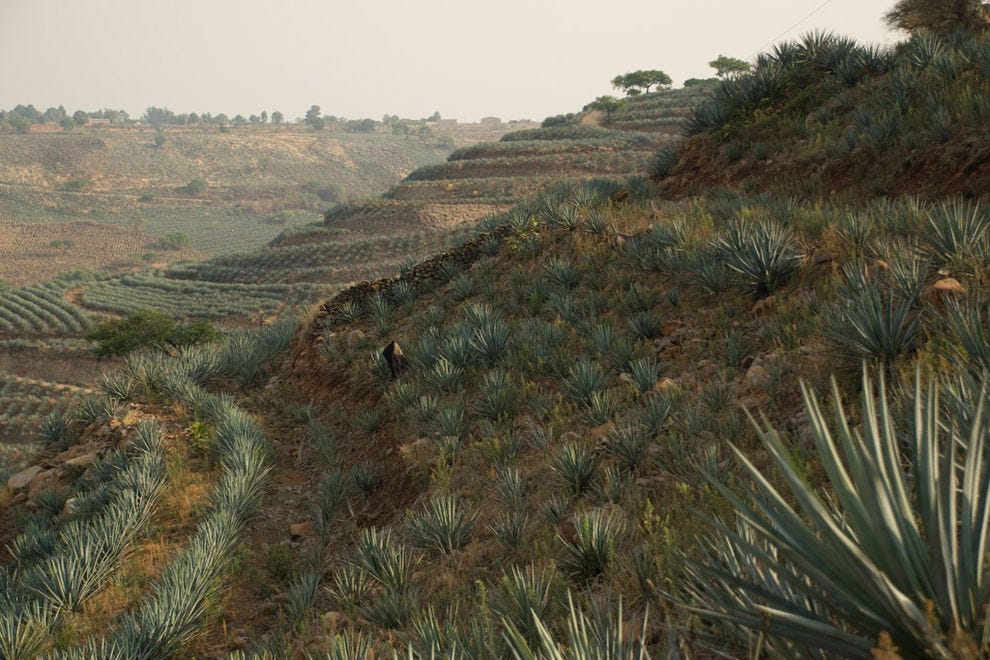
[305,105,325,130]
[590,95,626,122]
[153,131,166,147]
[178,179,207,196]
[158,231,191,248]
[271,110,283,124]
[86,309,218,357]
[611,69,672,95]
[884,0,989,34]
[59,117,75,132]
[708,54,751,78]
[9,114,30,133]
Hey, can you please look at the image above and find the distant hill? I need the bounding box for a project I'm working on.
[0,122,525,283]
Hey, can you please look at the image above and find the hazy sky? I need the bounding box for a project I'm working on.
[0,1,897,123]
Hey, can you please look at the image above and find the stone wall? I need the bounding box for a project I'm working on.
[312,223,512,334]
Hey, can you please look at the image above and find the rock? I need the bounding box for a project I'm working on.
[382,340,408,379]
[323,610,347,631]
[61,497,80,516]
[745,364,771,389]
[750,295,776,315]
[7,465,42,491]
[28,469,60,499]
[590,423,611,440]
[653,377,678,394]
[0,485,11,509]
[661,319,685,336]
[65,453,98,468]
[929,277,966,298]
[290,522,315,539]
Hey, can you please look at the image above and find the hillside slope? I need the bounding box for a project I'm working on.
[658,30,990,201]
[4,30,990,658]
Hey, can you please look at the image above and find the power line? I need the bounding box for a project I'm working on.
[750,0,834,59]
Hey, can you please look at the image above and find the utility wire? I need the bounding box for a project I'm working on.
[749,0,834,59]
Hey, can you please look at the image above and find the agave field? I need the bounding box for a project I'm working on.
[167,224,479,285]
[317,86,708,239]
[0,280,92,335]
[77,273,313,320]
[8,24,989,655]
[0,371,92,444]
[224,176,990,656]
[0,323,295,657]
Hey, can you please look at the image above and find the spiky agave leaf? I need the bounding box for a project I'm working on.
[685,368,990,658]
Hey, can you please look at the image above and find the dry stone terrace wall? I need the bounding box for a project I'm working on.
[313,224,512,334]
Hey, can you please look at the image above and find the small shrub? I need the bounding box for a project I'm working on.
[544,257,581,289]
[627,310,662,340]
[476,369,517,422]
[492,564,559,644]
[489,512,528,551]
[625,357,661,394]
[824,284,920,366]
[921,199,988,267]
[179,178,208,195]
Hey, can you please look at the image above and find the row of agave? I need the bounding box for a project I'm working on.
[0,284,92,335]
[1,322,295,658]
[0,419,168,658]
[78,275,311,320]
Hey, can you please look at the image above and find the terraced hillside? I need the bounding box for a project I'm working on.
[319,85,712,236]
[0,87,709,446]
[0,123,518,283]
[140,85,712,296]
[4,26,990,658]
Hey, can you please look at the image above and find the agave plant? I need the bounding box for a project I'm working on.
[946,297,990,374]
[685,369,990,658]
[503,592,650,659]
[550,443,599,496]
[921,199,989,267]
[405,495,478,555]
[713,220,801,295]
[824,283,920,367]
[557,509,625,584]
[492,564,560,645]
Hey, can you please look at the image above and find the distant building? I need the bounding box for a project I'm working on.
[480,117,501,126]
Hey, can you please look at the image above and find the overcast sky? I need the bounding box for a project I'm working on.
[0,1,897,123]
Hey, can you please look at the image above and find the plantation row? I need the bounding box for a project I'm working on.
[402,151,656,182]
[447,134,660,161]
[610,117,690,134]
[0,372,93,443]
[0,281,92,335]
[78,273,312,319]
[167,225,476,284]
[0,324,295,657]
[0,419,169,657]
[385,176,563,202]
